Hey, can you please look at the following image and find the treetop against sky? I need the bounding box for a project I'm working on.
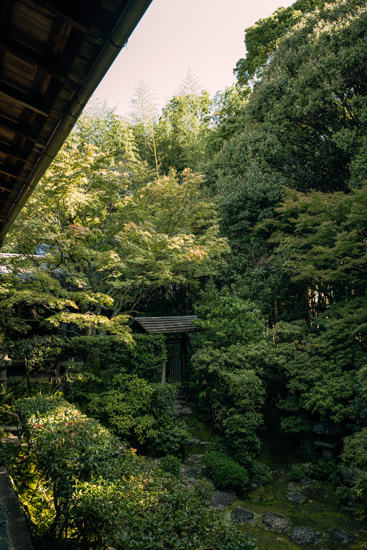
[93,0,295,116]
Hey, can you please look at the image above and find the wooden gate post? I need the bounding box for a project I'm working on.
[161,361,166,384]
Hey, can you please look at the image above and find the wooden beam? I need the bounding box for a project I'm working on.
[0,82,50,117]
[0,142,30,162]
[20,0,89,33]
[0,37,66,81]
[0,182,12,192]
[0,114,37,141]
[0,165,20,180]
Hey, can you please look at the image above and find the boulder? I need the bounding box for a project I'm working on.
[287,491,306,503]
[231,508,254,525]
[262,512,290,532]
[210,490,235,509]
[290,527,324,546]
[328,528,356,543]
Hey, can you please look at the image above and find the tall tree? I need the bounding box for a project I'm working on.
[234,0,335,86]
[154,72,212,173]
[4,109,228,318]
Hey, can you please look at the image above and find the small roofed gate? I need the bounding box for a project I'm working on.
[133,316,197,384]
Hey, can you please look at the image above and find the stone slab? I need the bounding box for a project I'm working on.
[0,467,34,550]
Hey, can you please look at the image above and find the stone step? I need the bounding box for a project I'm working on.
[0,426,18,432]
[0,436,20,446]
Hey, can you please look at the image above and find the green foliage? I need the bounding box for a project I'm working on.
[342,428,367,471]
[88,373,189,455]
[208,85,251,154]
[95,333,167,382]
[194,284,264,348]
[15,396,125,483]
[248,461,271,486]
[204,451,249,494]
[290,460,343,484]
[235,0,332,85]
[289,465,307,482]
[4,335,64,378]
[15,395,255,549]
[190,287,266,467]
[5,109,228,317]
[71,474,255,550]
[159,454,181,477]
[154,74,212,173]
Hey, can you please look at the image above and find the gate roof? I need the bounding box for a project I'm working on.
[134,316,197,334]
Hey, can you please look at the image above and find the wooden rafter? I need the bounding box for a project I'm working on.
[0,165,20,179]
[0,37,66,81]
[0,142,30,162]
[0,81,50,117]
[0,114,37,141]
[0,182,12,192]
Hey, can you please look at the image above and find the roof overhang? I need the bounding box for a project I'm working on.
[0,0,152,245]
[134,316,198,334]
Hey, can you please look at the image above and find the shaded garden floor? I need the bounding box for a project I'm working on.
[180,404,367,550]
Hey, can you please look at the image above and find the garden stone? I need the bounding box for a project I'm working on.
[287,491,306,503]
[210,490,235,509]
[288,482,301,492]
[187,454,204,463]
[290,527,324,546]
[328,529,356,543]
[186,465,202,478]
[179,407,192,415]
[231,508,254,525]
[301,477,317,486]
[189,438,201,445]
[262,512,290,532]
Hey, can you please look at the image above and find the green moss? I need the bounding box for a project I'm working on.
[248,484,275,503]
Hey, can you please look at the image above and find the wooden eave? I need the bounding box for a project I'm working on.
[0,0,152,245]
[134,316,198,334]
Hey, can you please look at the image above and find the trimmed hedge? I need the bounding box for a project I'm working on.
[204,451,250,494]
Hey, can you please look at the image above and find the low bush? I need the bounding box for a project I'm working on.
[204,451,249,494]
[87,374,189,456]
[159,455,181,476]
[306,459,343,484]
[14,395,256,549]
[249,461,271,486]
[71,475,255,550]
[289,465,307,482]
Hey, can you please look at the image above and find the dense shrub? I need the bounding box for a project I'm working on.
[159,455,181,476]
[98,333,167,381]
[87,373,189,455]
[204,451,249,494]
[15,395,134,493]
[71,475,255,550]
[191,344,265,466]
[289,460,343,484]
[342,428,367,517]
[249,461,271,486]
[306,459,343,484]
[15,395,255,549]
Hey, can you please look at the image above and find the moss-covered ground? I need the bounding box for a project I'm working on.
[184,408,367,550]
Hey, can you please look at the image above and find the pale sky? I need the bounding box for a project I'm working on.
[93,0,295,117]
